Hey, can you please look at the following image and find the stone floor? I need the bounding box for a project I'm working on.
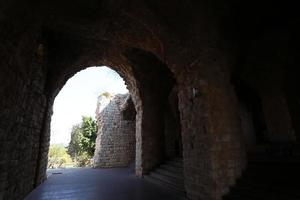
[25,168,182,200]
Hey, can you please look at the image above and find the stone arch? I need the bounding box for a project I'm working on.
[34,24,183,184]
[1,12,239,199]
[2,1,289,199]
[35,64,141,183]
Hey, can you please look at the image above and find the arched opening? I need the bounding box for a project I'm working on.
[48,66,134,171]
[4,2,299,199]
[124,48,185,196]
[25,37,186,198]
[232,77,268,150]
[26,64,183,199]
[223,22,299,198]
[224,75,300,200]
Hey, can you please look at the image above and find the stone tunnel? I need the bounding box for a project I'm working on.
[0,0,300,200]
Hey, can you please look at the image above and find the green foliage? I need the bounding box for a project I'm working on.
[80,116,97,157]
[76,152,93,167]
[48,144,72,169]
[67,124,83,158]
[67,116,97,167]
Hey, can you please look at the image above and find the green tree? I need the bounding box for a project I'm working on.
[67,116,97,166]
[76,152,93,167]
[80,116,97,157]
[67,124,83,159]
[48,144,72,169]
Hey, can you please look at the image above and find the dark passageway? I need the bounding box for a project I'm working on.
[1,1,300,200]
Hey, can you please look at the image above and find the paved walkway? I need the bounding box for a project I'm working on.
[25,168,181,200]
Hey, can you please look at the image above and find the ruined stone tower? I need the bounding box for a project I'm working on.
[93,94,136,168]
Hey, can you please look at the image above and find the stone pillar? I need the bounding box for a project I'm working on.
[139,97,166,173]
[177,68,246,200]
[0,22,48,199]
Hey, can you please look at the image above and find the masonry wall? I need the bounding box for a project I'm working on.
[0,1,299,200]
[0,21,48,199]
[164,86,182,159]
[126,49,176,174]
[93,94,136,168]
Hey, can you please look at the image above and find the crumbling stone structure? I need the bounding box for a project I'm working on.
[0,1,299,200]
[93,94,136,168]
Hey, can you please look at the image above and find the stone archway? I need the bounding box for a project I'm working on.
[33,22,182,185]
[4,1,299,200]
[0,4,243,198]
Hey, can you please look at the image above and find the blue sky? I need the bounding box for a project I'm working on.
[50,66,128,145]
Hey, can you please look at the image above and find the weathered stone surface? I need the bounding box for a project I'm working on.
[93,94,136,168]
[0,1,299,200]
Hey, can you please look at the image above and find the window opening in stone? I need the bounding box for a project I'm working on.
[48,66,136,173]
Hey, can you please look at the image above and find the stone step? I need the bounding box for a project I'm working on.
[155,168,184,180]
[144,175,186,198]
[150,171,184,187]
[165,160,184,168]
[160,163,183,174]
[144,157,186,199]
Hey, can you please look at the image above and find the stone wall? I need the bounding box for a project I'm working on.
[164,86,182,159]
[0,18,49,199]
[93,94,136,168]
[0,1,299,200]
